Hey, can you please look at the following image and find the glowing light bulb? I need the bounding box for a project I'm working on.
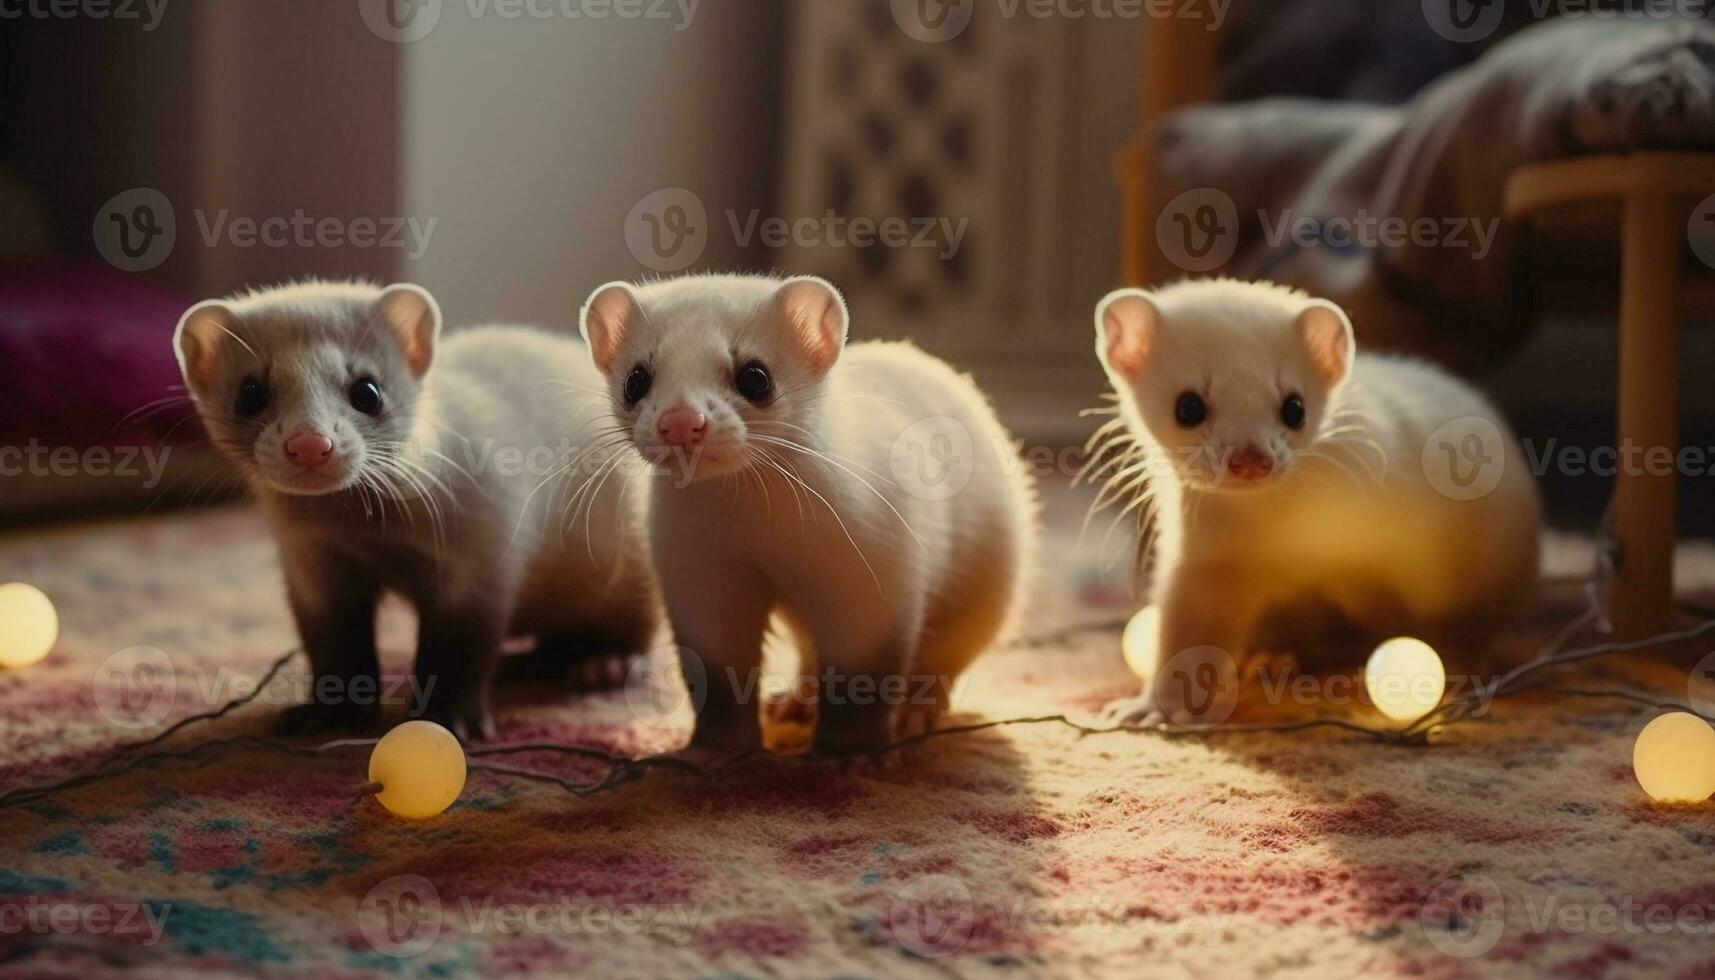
[1632,712,1715,804]
[369,720,466,819]
[1364,637,1445,723]
[0,583,58,669]
[1122,606,1159,680]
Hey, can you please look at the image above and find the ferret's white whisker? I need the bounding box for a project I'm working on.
[368,456,445,552]
[751,445,808,525]
[1073,438,1138,488]
[114,392,195,431]
[1086,461,1151,528]
[558,447,627,541]
[1322,431,1390,481]
[749,433,924,553]
[580,448,631,564]
[751,441,884,593]
[1299,449,1369,491]
[208,321,260,364]
[748,429,895,487]
[1319,437,1387,484]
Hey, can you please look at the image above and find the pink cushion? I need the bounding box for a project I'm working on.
[0,262,196,450]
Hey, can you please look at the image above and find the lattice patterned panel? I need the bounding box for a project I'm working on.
[778,0,1082,355]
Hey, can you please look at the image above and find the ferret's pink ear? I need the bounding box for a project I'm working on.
[174,300,239,392]
[580,282,639,375]
[775,276,848,373]
[377,284,442,379]
[1094,289,1158,379]
[1295,301,1355,386]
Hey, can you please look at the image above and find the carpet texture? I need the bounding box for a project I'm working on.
[2,500,1714,979]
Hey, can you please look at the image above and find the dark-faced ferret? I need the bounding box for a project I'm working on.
[173,280,658,739]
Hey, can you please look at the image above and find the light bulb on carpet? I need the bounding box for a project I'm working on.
[0,583,58,669]
[1365,637,1445,723]
[1121,606,1159,680]
[1632,712,1715,804]
[369,720,466,818]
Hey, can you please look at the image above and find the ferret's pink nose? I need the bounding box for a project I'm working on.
[284,430,335,468]
[657,406,707,447]
[1227,446,1275,481]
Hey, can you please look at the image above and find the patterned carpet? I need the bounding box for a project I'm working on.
[2,497,1714,979]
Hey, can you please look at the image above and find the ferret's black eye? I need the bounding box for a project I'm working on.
[623,365,652,405]
[235,377,268,419]
[349,378,382,416]
[1281,393,1306,431]
[735,361,772,403]
[1174,391,1207,428]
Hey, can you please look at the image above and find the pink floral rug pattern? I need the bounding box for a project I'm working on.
[1,505,1713,979]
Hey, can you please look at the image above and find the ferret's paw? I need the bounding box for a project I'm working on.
[272,700,380,738]
[893,702,944,743]
[492,650,564,684]
[1099,695,1165,730]
[660,742,754,771]
[569,653,634,693]
[495,646,638,692]
[416,699,497,743]
[671,718,764,770]
[836,749,906,775]
[811,713,895,761]
[763,692,816,729]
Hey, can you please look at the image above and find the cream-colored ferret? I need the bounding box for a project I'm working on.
[578,273,1035,755]
[1091,279,1540,725]
[174,280,658,739]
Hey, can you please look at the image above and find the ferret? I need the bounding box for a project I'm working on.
[173,280,658,740]
[577,273,1036,756]
[1090,279,1540,725]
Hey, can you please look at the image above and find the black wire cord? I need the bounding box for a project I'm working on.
[1,595,1710,813]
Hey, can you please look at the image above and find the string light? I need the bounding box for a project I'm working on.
[368,721,466,819]
[5,609,1715,816]
[0,583,58,669]
[1365,637,1446,723]
[1121,606,1158,680]
[1632,712,1715,803]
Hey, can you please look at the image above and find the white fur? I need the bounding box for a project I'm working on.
[579,273,1036,754]
[173,279,658,739]
[1092,279,1541,724]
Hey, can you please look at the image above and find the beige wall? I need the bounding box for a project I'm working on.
[399,0,783,330]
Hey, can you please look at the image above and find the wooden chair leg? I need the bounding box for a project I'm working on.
[1611,193,1683,638]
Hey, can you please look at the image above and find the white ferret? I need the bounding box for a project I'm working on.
[174,280,658,740]
[1091,279,1540,725]
[577,273,1036,755]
